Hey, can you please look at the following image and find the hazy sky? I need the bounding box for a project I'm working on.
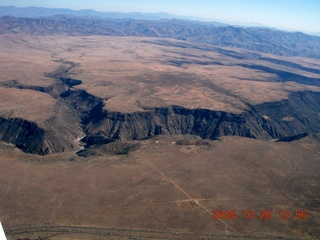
[1,0,320,33]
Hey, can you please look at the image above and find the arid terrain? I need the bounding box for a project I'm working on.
[1,136,319,239]
[0,12,319,239]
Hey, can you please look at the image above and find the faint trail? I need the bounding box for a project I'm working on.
[118,200,186,210]
[145,161,236,234]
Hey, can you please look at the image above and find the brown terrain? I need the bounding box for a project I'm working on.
[0,15,320,240]
[1,136,319,239]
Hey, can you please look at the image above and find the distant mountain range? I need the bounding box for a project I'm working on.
[1,6,320,59]
[0,5,226,26]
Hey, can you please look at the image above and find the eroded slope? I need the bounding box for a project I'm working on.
[0,35,319,154]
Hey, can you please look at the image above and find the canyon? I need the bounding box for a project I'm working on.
[0,14,319,239]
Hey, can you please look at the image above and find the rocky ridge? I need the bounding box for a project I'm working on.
[0,60,319,155]
[1,16,320,59]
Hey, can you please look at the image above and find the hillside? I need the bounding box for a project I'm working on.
[0,33,319,155]
[0,10,319,239]
[1,15,320,58]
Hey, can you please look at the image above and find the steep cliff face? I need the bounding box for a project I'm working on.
[255,91,320,138]
[1,72,319,155]
[0,101,84,155]
[0,77,85,155]
[83,91,320,144]
[0,117,48,155]
[40,100,84,154]
[86,107,256,141]
[60,89,104,124]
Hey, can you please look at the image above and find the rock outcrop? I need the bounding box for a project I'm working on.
[1,60,319,155]
[81,91,320,144]
[0,117,47,154]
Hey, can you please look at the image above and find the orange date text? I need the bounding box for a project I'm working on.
[212,210,308,220]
